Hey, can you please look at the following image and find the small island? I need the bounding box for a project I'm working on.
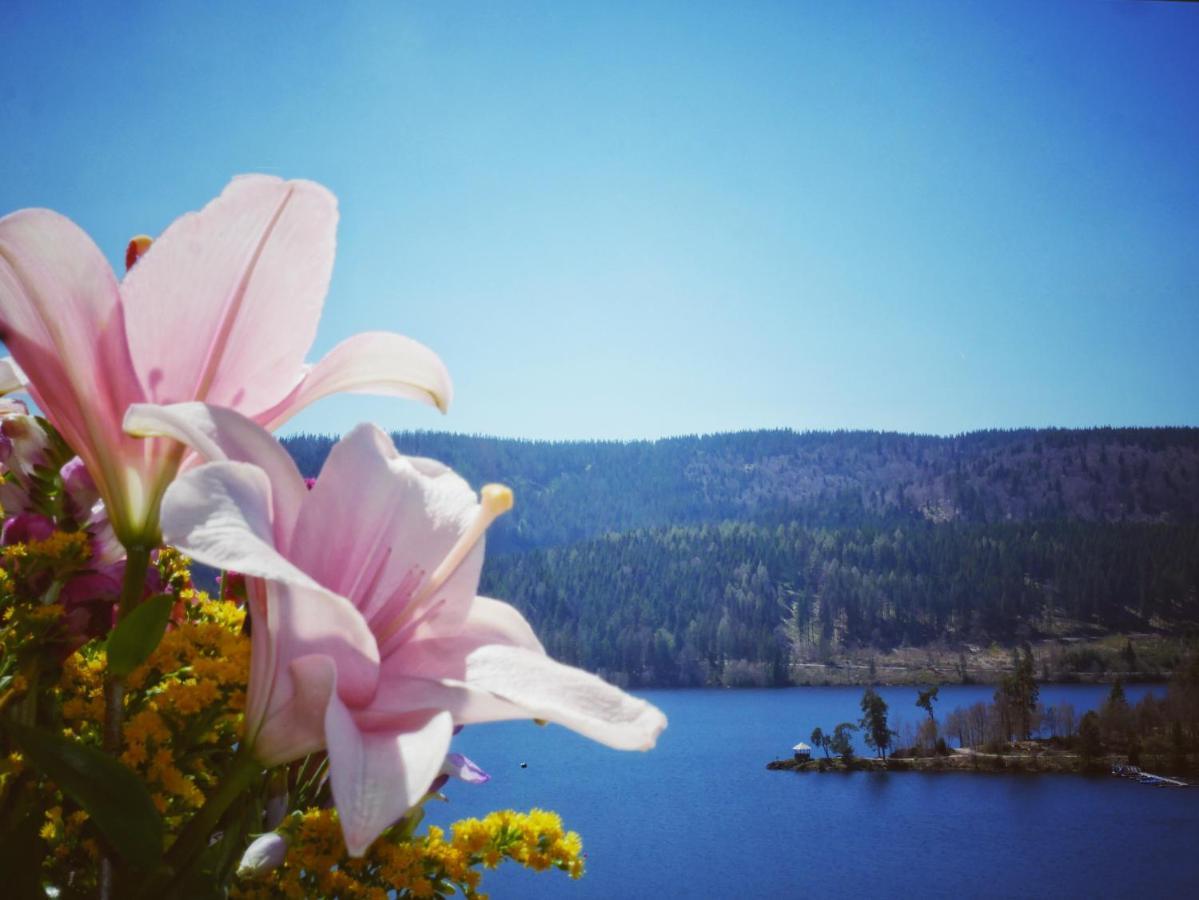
[768,749,1191,780]
[770,651,1198,782]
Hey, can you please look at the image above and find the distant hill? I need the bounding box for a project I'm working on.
[282,427,1199,687]
[284,427,1199,554]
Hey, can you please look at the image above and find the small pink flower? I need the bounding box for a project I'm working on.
[428,752,490,795]
[219,571,247,603]
[59,457,123,566]
[0,402,50,516]
[59,566,123,646]
[442,752,490,785]
[59,558,163,646]
[59,457,99,520]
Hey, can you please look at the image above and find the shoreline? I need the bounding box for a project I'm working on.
[767,751,1196,781]
[782,670,1171,688]
[631,676,1171,692]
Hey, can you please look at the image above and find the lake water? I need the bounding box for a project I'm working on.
[426,684,1199,899]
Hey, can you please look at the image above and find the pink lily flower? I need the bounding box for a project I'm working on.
[0,176,451,545]
[127,401,666,856]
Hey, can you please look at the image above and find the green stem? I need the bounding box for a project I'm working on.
[144,748,260,896]
[100,544,152,900]
[102,544,151,754]
[117,544,154,620]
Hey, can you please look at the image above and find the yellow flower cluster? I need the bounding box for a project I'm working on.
[0,528,89,700]
[0,532,86,643]
[0,587,65,718]
[38,804,97,866]
[57,591,250,830]
[455,809,585,878]
[156,545,194,592]
[234,808,585,899]
[5,543,585,900]
[2,529,90,564]
[31,530,90,563]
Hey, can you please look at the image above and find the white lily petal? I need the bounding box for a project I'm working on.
[160,460,321,592]
[259,331,453,430]
[252,653,338,766]
[125,401,307,538]
[120,175,338,414]
[374,643,667,752]
[288,423,480,631]
[459,645,667,750]
[0,356,26,394]
[325,705,453,857]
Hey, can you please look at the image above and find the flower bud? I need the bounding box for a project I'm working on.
[237,831,289,878]
[60,457,100,521]
[125,234,153,271]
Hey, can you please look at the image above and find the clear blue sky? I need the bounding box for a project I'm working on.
[2,1,1196,440]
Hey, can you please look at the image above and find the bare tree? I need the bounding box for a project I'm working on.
[944,707,967,747]
[1055,702,1076,738]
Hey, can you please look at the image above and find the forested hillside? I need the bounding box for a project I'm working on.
[481,521,1199,687]
[282,428,1199,686]
[284,427,1199,555]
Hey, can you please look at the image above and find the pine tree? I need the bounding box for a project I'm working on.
[859,688,895,759]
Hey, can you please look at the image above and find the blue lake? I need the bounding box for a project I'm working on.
[427,684,1199,898]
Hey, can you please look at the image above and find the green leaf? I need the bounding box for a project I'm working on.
[107,594,175,677]
[1,719,163,869]
[0,781,48,899]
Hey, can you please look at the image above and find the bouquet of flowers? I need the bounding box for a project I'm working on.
[0,176,666,898]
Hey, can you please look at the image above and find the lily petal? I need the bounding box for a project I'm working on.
[120,175,337,414]
[265,581,380,711]
[0,357,25,394]
[252,653,338,766]
[159,460,309,587]
[161,462,380,710]
[425,596,545,653]
[125,402,307,541]
[258,331,453,429]
[372,645,667,752]
[288,424,481,631]
[244,578,278,748]
[370,597,665,752]
[325,704,453,857]
[0,209,144,531]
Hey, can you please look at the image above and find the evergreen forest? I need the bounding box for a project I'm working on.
[283,427,1199,687]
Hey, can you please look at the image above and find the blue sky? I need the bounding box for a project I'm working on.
[2,1,1196,440]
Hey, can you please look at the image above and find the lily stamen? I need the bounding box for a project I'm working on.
[375,483,512,644]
